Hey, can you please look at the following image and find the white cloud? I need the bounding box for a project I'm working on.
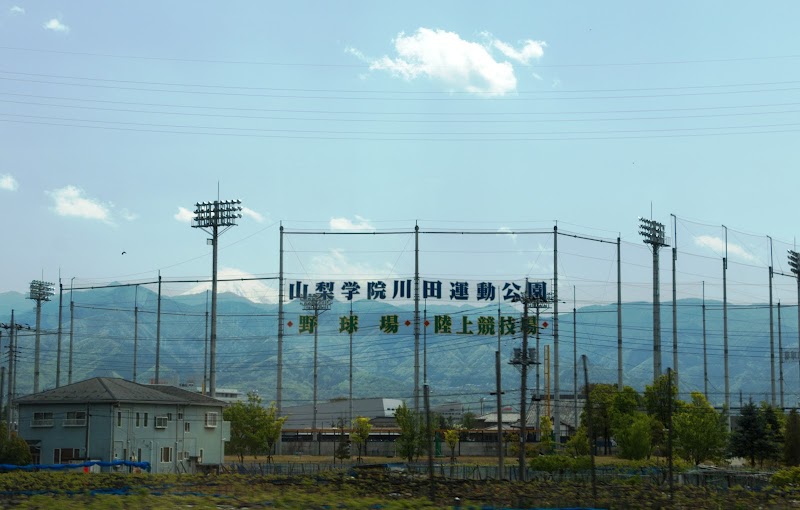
[43,18,69,33]
[174,207,193,223]
[365,28,518,96]
[120,209,138,221]
[46,185,111,222]
[330,215,375,232]
[242,207,264,223]
[181,267,278,304]
[9,6,24,15]
[694,235,756,262]
[0,174,18,191]
[497,226,518,242]
[491,38,546,64]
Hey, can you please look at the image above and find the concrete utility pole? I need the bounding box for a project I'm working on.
[702,281,708,400]
[723,226,730,428]
[509,282,547,482]
[617,237,623,391]
[191,199,242,398]
[155,274,162,384]
[29,280,54,394]
[768,236,776,406]
[133,285,139,383]
[780,300,783,409]
[68,277,75,385]
[302,293,332,453]
[56,281,63,388]
[670,214,678,389]
[788,250,800,402]
[639,217,668,382]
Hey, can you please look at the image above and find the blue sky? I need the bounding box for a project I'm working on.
[2,1,800,307]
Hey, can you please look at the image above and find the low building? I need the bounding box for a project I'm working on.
[282,397,403,430]
[16,377,230,473]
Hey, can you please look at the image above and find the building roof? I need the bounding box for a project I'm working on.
[16,377,227,407]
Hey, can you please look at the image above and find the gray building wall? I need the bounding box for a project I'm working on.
[19,402,229,473]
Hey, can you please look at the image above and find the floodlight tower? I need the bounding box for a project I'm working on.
[302,293,332,452]
[191,199,242,397]
[29,280,54,393]
[639,218,669,382]
[789,250,800,384]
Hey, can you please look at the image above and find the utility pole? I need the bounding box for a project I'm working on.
[414,224,420,413]
[68,284,74,385]
[302,292,332,454]
[133,285,139,383]
[348,300,354,429]
[203,290,209,395]
[768,236,776,406]
[155,273,162,384]
[509,281,547,482]
[617,237,623,391]
[573,286,579,430]
[494,350,504,480]
[56,281,63,388]
[788,250,800,405]
[723,226,730,427]
[670,214,678,389]
[702,281,708,400]
[582,355,597,505]
[778,301,784,410]
[639,217,668,381]
[3,310,23,438]
[29,280,54,393]
[191,199,243,398]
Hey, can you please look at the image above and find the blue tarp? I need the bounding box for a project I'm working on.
[0,459,151,471]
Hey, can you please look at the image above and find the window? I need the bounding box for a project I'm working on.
[160,447,172,463]
[144,413,148,427]
[199,448,204,463]
[184,422,191,433]
[63,411,86,427]
[137,448,142,462]
[53,448,81,463]
[135,412,140,427]
[167,413,173,421]
[154,416,168,429]
[177,412,183,420]
[117,411,122,427]
[32,412,54,427]
[204,412,218,428]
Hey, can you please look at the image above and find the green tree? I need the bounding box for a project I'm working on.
[350,416,372,463]
[566,426,590,457]
[223,392,287,463]
[581,383,615,455]
[460,412,477,433]
[644,372,681,449]
[395,402,422,462]
[615,412,653,460]
[784,409,800,466]
[538,416,554,454]
[333,418,350,463]
[258,401,288,463]
[223,396,255,462]
[730,400,765,467]
[444,428,460,477]
[760,402,784,467]
[673,392,727,466]
[0,423,31,465]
